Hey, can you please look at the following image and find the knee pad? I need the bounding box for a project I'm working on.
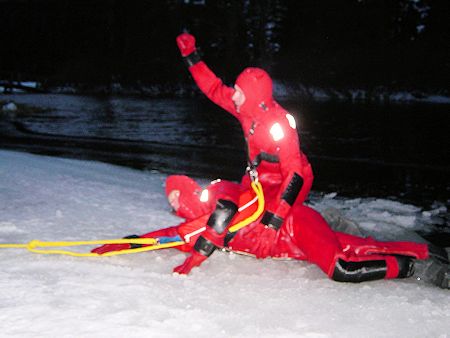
[332,258,387,283]
[194,236,217,257]
[207,199,238,234]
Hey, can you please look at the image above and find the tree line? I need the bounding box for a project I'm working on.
[0,0,448,93]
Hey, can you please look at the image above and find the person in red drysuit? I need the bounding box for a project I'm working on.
[92,175,246,254]
[93,174,435,284]
[172,32,316,274]
[93,32,440,285]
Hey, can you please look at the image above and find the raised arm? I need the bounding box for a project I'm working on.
[176,33,237,116]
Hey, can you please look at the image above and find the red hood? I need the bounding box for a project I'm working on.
[165,175,211,220]
[235,67,274,115]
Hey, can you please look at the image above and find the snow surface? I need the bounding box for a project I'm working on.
[0,150,449,338]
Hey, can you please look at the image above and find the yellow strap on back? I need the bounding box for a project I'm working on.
[229,181,264,232]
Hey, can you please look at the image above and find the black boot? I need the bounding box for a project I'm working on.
[436,266,450,289]
[414,257,450,289]
[427,244,449,264]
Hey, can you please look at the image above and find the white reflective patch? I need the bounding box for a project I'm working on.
[270,122,284,141]
[286,113,296,129]
[200,189,209,202]
[238,195,259,212]
[184,226,206,243]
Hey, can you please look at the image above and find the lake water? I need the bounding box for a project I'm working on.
[2,94,449,210]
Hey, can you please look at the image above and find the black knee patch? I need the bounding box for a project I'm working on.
[194,236,216,257]
[207,199,238,234]
[281,173,303,206]
[332,259,387,283]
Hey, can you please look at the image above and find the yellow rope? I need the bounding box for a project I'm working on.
[0,237,185,257]
[229,181,264,232]
[0,181,264,257]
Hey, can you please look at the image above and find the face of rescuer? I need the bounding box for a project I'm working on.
[233,67,273,116]
[231,84,246,112]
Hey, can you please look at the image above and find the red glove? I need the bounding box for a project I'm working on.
[173,251,208,275]
[91,235,140,255]
[248,226,277,259]
[92,243,130,255]
[176,33,196,57]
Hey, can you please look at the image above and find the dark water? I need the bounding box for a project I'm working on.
[2,95,450,205]
[2,94,449,207]
[284,100,450,205]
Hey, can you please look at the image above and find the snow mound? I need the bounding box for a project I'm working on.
[0,150,449,337]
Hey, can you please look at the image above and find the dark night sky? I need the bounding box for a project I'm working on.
[1,0,449,92]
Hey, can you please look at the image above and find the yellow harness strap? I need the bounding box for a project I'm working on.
[229,181,264,232]
[0,181,264,257]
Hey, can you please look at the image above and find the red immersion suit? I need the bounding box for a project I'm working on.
[92,174,429,281]
[174,32,428,280]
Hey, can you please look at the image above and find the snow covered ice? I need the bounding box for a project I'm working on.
[0,150,449,337]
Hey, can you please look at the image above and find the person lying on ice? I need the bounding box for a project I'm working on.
[93,32,449,287]
[93,174,449,288]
